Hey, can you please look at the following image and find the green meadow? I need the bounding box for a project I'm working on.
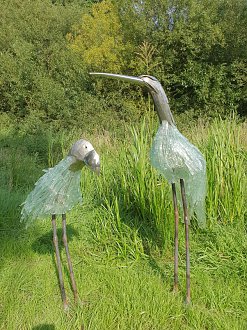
[0,116,246,329]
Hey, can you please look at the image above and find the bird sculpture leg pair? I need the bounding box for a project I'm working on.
[172,179,190,304]
[51,214,78,310]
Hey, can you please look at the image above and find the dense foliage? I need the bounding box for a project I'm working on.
[0,0,246,133]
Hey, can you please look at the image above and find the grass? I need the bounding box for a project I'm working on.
[0,116,246,329]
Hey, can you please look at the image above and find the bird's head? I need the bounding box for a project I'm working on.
[139,75,162,92]
[69,139,100,174]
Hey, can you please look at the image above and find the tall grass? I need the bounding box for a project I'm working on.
[204,118,246,225]
[89,117,174,256]
[86,115,247,259]
[1,115,246,257]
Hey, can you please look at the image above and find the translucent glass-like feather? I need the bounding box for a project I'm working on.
[21,156,83,226]
[150,121,207,227]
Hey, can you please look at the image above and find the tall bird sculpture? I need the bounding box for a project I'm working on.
[21,139,100,309]
[90,73,206,304]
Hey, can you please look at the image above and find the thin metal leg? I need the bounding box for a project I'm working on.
[62,213,78,303]
[171,183,179,292]
[180,179,191,304]
[51,214,68,310]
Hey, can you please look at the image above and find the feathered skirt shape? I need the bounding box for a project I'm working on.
[21,156,82,226]
[150,121,207,227]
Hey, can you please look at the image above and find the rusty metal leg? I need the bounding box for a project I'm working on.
[51,214,68,310]
[172,183,179,292]
[180,179,191,304]
[62,213,78,303]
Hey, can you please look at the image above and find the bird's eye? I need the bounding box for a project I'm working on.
[85,146,87,149]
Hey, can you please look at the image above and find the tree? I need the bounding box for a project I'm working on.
[114,0,247,117]
[0,0,99,132]
[67,0,127,72]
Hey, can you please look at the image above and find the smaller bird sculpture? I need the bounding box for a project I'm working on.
[90,72,207,304]
[21,139,100,310]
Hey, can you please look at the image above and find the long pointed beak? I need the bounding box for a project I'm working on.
[90,72,145,85]
[89,72,157,93]
[84,150,100,175]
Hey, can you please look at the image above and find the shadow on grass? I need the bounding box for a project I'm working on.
[32,224,80,255]
[147,255,167,282]
[32,325,55,330]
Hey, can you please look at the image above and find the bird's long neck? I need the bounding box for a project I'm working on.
[147,82,175,126]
